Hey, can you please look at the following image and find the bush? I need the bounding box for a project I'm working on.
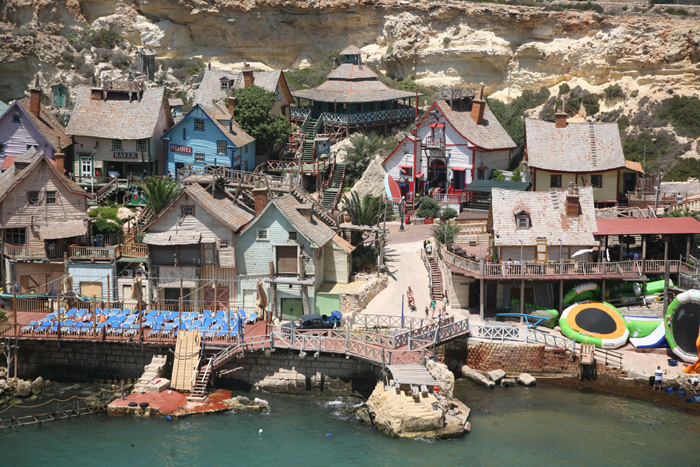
[603,84,625,101]
[658,95,700,139]
[664,158,700,182]
[417,196,440,219]
[286,51,341,91]
[352,245,379,272]
[618,115,630,131]
[582,93,600,116]
[490,169,506,181]
[511,167,522,182]
[630,90,639,98]
[442,207,458,220]
[94,47,113,63]
[111,49,131,70]
[487,86,550,148]
[558,83,570,96]
[163,57,205,83]
[665,7,689,16]
[86,29,123,49]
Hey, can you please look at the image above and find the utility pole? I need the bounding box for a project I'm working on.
[653,152,662,214]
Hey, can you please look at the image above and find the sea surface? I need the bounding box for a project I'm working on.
[2,380,700,466]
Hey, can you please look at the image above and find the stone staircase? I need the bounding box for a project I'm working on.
[320,162,346,208]
[427,253,444,301]
[133,355,169,394]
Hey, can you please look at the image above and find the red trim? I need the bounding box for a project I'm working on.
[416,172,424,178]
[471,149,475,183]
[381,134,414,166]
[451,167,467,171]
[429,123,445,128]
[398,164,412,168]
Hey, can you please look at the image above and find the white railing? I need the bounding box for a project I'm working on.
[470,323,527,342]
[432,193,468,204]
[319,108,415,125]
[291,106,311,118]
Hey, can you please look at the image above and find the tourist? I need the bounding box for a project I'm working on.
[426,242,433,256]
[444,292,449,308]
[676,192,683,204]
[689,377,699,395]
[430,299,436,319]
[441,301,447,319]
[424,236,430,250]
[424,306,429,319]
[654,366,664,390]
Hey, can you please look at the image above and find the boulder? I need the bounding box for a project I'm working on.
[426,359,455,399]
[31,376,44,395]
[461,365,495,389]
[487,369,506,384]
[366,382,445,439]
[223,395,270,412]
[500,378,516,388]
[16,379,32,397]
[0,379,8,391]
[356,406,373,425]
[518,373,537,387]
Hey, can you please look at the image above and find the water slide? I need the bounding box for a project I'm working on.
[509,299,559,328]
[629,321,667,349]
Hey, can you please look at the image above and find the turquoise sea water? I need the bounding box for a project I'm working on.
[2,381,700,466]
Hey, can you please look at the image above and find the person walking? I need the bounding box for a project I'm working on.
[424,306,429,319]
[430,299,436,319]
[441,300,447,319]
[654,366,665,390]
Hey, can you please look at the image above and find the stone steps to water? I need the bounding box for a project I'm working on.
[133,355,169,394]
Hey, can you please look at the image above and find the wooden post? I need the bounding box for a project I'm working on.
[107,278,111,310]
[12,290,17,338]
[559,279,564,313]
[213,281,218,319]
[519,279,525,323]
[663,236,670,314]
[269,262,277,318]
[299,255,309,314]
[601,279,606,302]
[479,278,484,322]
[686,235,691,262]
[179,278,184,333]
[641,235,647,274]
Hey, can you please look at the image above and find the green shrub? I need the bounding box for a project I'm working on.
[664,158,700,182]
[510,167,522,182]
[490,169,506,181]
[87,29,123,49]
[487,86,550,148]
[442,37,451,48]
[558,83,570,96]
[666,7,689,16]
[417,196,440,219]
[603,84,625,101]
[582,93,600,116]
[658,95,700,139]
[630,90,639,98]
[385,44,393,55]
[442,207,458,220]
[286,51,341,91]
[618,115,630,131]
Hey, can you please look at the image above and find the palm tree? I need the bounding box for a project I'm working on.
[344,133,385,184]
[342,192,388,245]
[431,220,462,245]
[138,176,179,213]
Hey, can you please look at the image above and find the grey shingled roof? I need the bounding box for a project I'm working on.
[143,231,201,245]
[186,184,253,232]
[273,195,336,248]
[491,186,598,247]
[340,45,362,55]
[435,100,516,151]
[18,98,70,150]
[525,118,625,172]
[66,86,169,139]
[202,104,255,148]
[195,69,282,106]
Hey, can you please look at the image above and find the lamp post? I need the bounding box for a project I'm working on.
[399,181,406,232]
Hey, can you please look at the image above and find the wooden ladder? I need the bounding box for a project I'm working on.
[188,357,213,400]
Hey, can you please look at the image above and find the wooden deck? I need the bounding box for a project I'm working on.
[387,364,438,387]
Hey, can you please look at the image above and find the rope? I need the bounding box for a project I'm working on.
[0,387,121,414]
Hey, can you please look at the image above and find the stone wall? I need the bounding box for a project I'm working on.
[465,341,579,374]
[16,340,172,382]
[340,274,389,315]
[216,350,380,397]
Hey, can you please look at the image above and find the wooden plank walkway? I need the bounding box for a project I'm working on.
[171,331,201,392]
[387,364,438,387]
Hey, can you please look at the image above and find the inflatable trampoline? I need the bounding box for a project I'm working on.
[664,290,700,363]
[559,302,629,349]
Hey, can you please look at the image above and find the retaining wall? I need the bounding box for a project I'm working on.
[465,341,579,374]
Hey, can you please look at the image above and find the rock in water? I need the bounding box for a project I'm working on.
[31,376,44,395]
[426,359,455,399]
[223,396,270,412]
[461,365,495,389]
[366,382,445,439]
[487,369,506,384]
[16,380,32,397]
[518,373,537,386]
[356,406,373,425]
[500,378,516,388]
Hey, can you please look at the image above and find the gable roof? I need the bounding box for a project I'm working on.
[0,100,9,116]
[195,68,285,106]
[162,104,254,148]
[433,100,516,151]
[6,99,71,151]
[66,86,170,140]
[340,45,362,55]
[490,186,597,247]
[0,149,86,204]
[144,183,253,233]
[525,118,625,172]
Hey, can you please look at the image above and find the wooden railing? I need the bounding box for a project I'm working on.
[1,243,68,260]
[69,245,117,261]
[117,243,148,258]
[432,192,468,204]
[423,137,445,149]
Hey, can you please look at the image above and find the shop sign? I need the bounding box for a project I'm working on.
[114,152,138,159]
[171,144,192,154]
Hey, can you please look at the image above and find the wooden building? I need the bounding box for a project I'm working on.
[236,189,353,319]
[0,86,71,165]
[291,45,419,136]
[383,86,516,204]
[524,109,643,207]
[142,183,253,308]
[66,82,173,182]
[162,103,255,175]
[0,149,88,292]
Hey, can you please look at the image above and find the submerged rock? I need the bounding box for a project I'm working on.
[500,378,516,388]
[487,369,506,384]
[15,380,32,397]
[356,406,373,425]
[31,376,44,395]
[461,366,495,389]
[518,373,537,387]
[223,395,270,412]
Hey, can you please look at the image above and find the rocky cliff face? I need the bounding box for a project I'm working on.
[1,0,699,101]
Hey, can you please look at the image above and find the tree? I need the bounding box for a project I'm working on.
[442,207,458,220]
[344,133,385,184]
[490,169,505,181]
[138,176,179,213]
[511,167,522,182]
[431,220,462,245]
[233,85,292,150]
[341,192,388,245]
[417,196,439,219]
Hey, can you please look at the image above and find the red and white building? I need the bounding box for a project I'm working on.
[382,86,516,203]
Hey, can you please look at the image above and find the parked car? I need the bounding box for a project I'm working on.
[282,313,337,331]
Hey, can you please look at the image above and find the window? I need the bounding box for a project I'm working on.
[257,228,268,241]
[217,141,227,154]
[591,174,603,188]
[26,144,36,151]
[46,191,57,204]
[12,113,20,123]
[0,144,4,156]
[400,166,413,177]
[220,80,229,91]
[194,119,204,131]
[550,174,562,188]
[181,206,194,217]
[288,231,297,241]
[4,228,26,245]
[515,211,530,230]
[28,191,40,205]
[195,153,205,162]
[137,139,147,152]
[219,240,229,249]
[112,139,122,151]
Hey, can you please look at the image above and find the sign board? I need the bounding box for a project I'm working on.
[114,152,138,159]
[170,144,192,154]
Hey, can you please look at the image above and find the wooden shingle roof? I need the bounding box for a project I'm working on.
[525,118,625,172]
[17,98,70,150]
[273,195,336,248]
[435,100,516,151]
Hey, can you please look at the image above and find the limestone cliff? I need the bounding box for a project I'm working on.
[1,0,699,102]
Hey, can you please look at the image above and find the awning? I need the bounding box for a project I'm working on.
[451,167,467,172]
[416,172,424,178]
[429,123,445,128]
[157,266,197,288]
[143,232,201,245]
[595,218,700,236]
[39,220,86,240]
[398,164,413,168]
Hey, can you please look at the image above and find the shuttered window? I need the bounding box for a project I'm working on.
[276,246,298,274]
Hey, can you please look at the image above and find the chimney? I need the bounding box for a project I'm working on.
[565,184,580,217]
[555,97,568,129]
[332,57,338,69]
[471,83,486,125]
[228,95,237,116]
[242,61,254,87]
[252,187,268,216]
[29,79,41,118]
[54,137,65,173]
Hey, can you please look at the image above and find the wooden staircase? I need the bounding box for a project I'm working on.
[188,357,213,401]
[427,253,444,301]
[320,162,346,209]
[301,118,319,164]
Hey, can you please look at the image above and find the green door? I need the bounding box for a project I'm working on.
[281,298,304,320]
[314,293,340,316]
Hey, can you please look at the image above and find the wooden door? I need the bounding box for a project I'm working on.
[204,287,229,311]
[536,238,548,264]
[80,282,103,298]
[276,246,298,274]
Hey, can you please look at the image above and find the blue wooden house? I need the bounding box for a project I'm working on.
[236,191,354,319]
[162,104,255,175]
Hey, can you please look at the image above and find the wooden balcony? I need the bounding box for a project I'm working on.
[70,245,117,261]
[117,243,148,259]
[423,137,445,150]
[2,243,66,261]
